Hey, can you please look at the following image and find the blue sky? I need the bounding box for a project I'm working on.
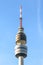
[0,0,43,65]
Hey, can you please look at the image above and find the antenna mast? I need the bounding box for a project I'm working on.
[20,5,22,28]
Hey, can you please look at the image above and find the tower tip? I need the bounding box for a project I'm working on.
[20,5,22,18]
[19,5,22,28]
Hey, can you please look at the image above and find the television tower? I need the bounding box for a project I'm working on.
[15,6,27,65]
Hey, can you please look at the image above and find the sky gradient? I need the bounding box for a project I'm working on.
[0,0,43,65]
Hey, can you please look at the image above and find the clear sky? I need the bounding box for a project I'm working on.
[0,0,43,65]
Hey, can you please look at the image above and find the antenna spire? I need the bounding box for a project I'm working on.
[20,5,22,18]
[20,5,22,28]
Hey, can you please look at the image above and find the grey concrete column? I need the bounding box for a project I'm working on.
[19,56,24,65]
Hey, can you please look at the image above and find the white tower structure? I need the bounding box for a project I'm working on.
[15,6,27,65]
